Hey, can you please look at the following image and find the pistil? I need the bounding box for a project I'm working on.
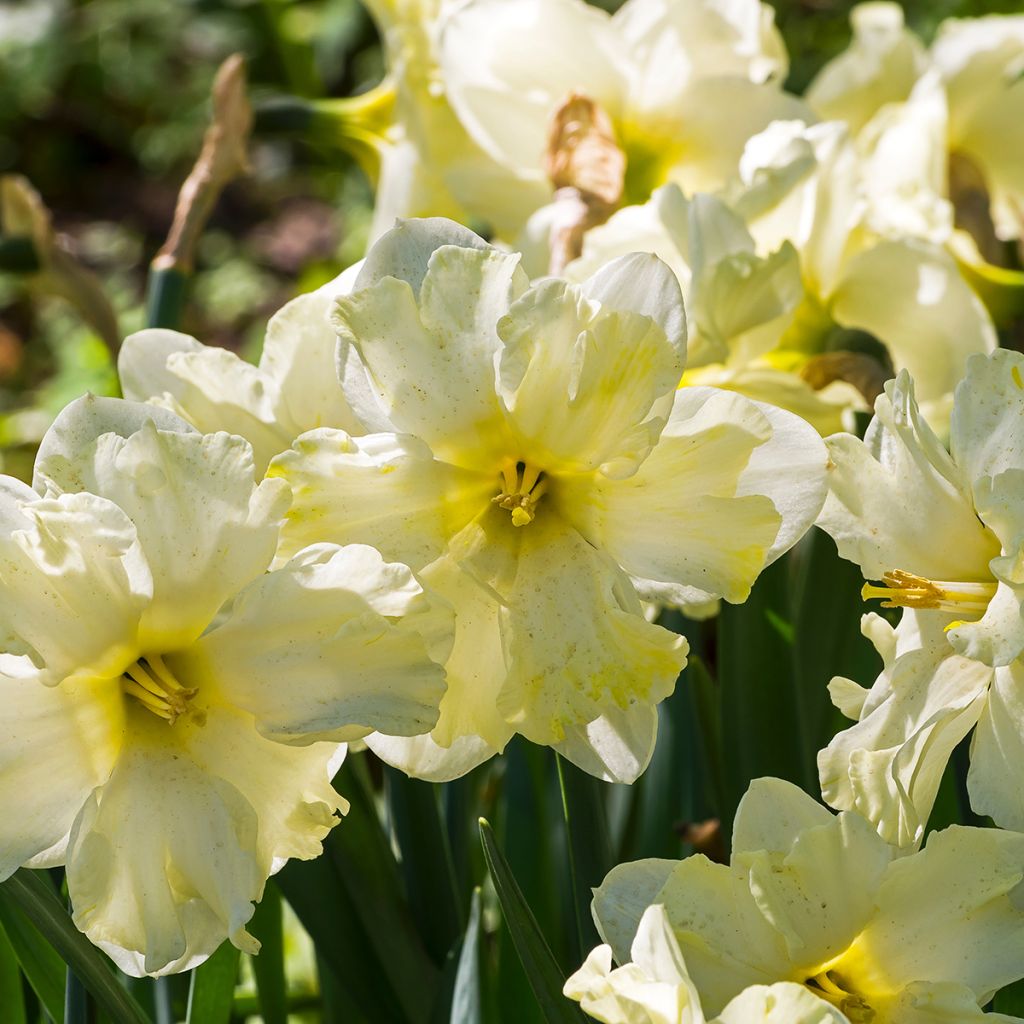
[493,462,548,527]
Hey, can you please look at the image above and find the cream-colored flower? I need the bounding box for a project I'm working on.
[269,217,828,783]
[729,118,996,429]
[0,396,451,975]
[817,350,1024,845]
[567,184,857,435]
[809,4,1024,247]
[590,777,1024,1023]
[118,268,363,475]
[437,0,803,221]
[566,903,847,1024]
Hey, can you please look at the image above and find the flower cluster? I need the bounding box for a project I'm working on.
[4,0,1024,1020]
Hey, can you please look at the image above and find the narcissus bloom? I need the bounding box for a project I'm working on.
[729,118,996,428]
[119,269,362,475]
[0,396,451,974]
[269,217,828,783]
[817,350,1024,845]
[589,777,1024,1023]
[809,4,1024,247]
[437,0,804,216]
[566,904,846,1024]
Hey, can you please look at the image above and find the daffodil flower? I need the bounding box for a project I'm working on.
[437,0,804,219]
[817,349,1024,845]
[587,777,1024,1023]
[729,118,996,429]
[809,4,1024,248]
[566,903,847,1024]
[269,217,828,783]
[0,396,451,975]
[566,184,858,436]
[118,267,363,475]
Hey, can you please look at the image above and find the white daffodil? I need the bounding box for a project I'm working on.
[816,349,1024,846]
[809,4,1024,249]
[729,118,996,430]
[589,777,1024,1024]
[359,0,548,240]
[118,268,363,475]
[268,217,828,783]
[437,0,803,220]
[567,185,859,436]
[566,903,847,1024]
[0,396,452,975]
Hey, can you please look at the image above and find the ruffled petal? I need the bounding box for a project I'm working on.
[716,982,847,1024]
[592,858,679,964]
[0,674,122,877]
[818,609,992,849]
[269,429,492,568]
[38,414,289,651]
[968,661,1024,830]
[563,388,782,606]
[553,703,658,785]
[181,544,451,745]
[0,490,150,686]
[497,261,685,479]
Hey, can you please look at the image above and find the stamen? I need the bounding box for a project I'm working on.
[121,655,197,724]
[493,462,548,527]
[862,569,996,616]
[806,972,875,1023]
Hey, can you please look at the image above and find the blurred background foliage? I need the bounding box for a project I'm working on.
[0,3,1022,1023]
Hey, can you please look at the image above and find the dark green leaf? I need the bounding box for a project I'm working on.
[186,942,239,1024]
[0,921,27,1024]
[449,889,482,1024]
[64,968,92,1024]
[247,885,287,1024]
[478,819,586,1024]
[0,887,63,1023]
[0,869,149,1024]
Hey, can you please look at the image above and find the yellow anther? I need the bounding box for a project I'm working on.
[862,569,995,616]
[493,462,547,527]
[122,654,197,724]
[806,972,875,1023]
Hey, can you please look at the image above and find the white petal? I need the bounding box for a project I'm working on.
[269,429,491,568]
[564,388,782,606]
[438,0,625,177]
[817,371,999,582]
[553,703,658,785]
[716,982,847,1024]
[968,661,1024,830]
[731,777,833,858]
[39,418,289,651]
[365,731,498,784]
[0,491,150,686]
[498,275,685,478]
[818,609,992,849]
[181,544,451,744]
[592,858,679,964]
[0,674,122,877]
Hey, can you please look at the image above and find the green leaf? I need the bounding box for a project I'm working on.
[555,755,612,961]
[0,887,64,1023]
[994,977,1024,1015]
[449,889,483,1024]
[247,885,287,1024]
[0,869,150,1024]
[185,941,239,1024]
[276,850,410,1024]
[0,919,27,1024]
[478,819,586,1024]
[64,968,92,1024]
[385,767,463,964]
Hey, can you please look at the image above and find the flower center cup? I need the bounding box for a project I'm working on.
[862,569,997,619]
[121,654,197,724]
[492,461,548,527]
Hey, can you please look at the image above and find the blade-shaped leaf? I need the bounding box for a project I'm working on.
[0,887,64,1023]
[0,920,27,1024]
[449,888,483,1024]
[478,819,586,1024]
[0,870,150,1024]
[185,941,239,1024]
[247,884,287,1024]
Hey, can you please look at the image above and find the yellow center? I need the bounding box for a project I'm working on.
[121,654,197,724]
[493,462,547,527]
[806,972,875,1022]
[862,569,997,619]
